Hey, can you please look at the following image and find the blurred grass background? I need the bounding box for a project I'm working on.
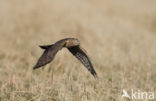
[0,0,156,101]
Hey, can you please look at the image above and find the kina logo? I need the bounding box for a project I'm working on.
[121,89,154,100]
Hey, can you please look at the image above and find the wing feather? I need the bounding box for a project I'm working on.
[68,46,97,77]
[33,43,64,69]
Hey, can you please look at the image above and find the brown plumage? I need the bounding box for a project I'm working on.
[33,38,97,78]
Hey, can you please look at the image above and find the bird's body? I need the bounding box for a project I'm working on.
[33,38,97,78]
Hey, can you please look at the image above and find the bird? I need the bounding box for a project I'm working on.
[33,38,97,78]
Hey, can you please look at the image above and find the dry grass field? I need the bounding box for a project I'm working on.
[0,0,156,101]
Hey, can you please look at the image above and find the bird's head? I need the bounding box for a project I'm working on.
[65,38,80,47]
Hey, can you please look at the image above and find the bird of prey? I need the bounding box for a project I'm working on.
[33,38,97,78]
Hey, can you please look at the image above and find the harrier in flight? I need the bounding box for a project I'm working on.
[33,38,97,78]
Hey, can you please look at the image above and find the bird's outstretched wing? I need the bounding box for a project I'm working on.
[33,44,64,69]
[68,46,97,77]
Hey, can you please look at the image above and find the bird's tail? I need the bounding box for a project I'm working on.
[39,44,53,49]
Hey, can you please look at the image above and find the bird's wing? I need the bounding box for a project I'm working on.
[68,46,97,77]
[33,43,64,69]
